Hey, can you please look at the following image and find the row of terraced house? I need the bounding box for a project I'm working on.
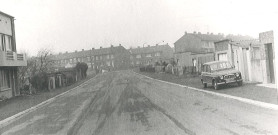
[48,43,174,72]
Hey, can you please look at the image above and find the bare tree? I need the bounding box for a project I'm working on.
[37,48,54,73]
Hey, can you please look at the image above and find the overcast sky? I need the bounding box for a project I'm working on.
[0,0,277,56]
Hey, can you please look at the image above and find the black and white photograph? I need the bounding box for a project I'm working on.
[0,0,277,134]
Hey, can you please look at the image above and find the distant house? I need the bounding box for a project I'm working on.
[129,44,173,67]
[0,11,27,99]
[174,31,224,54]
[49,44,130,72]
[174,31,224,73]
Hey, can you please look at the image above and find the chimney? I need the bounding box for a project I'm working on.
[156,44,158,46]
[75,50,77,53]
[198,32,201,34]
[119,44,121,46]
[138,46,140,48]
[207,32,209,34]
[193,31,196,34]
[82,49,84,51]
[66,51,68,53]
[111,45,113,47]
[100,46,102,49]
[211,33,213,35]
[218,33,221,35]
[92,48,95,50]
[148,45,150,47]
[185,31,187,35]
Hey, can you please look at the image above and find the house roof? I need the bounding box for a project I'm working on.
[191,33,224,41]
[230,39,261,48]
[129,44,171,54]
[49,46,125,60]
[225,34,254,41]
[0,11,14,18]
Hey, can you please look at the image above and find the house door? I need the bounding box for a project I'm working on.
[266,43,275,83]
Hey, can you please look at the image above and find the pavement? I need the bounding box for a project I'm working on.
[137,71,278,104]
[1,70,278,135]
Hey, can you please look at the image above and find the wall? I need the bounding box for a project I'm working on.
[174,34,202,53]
[0,13,12,35]
[259,31,275,84]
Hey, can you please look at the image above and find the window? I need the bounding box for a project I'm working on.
[106,61,111,66]
[111,55,114,59]
[107,55,110,59]
[96,56,99,60]
[146,54,151,57]
[70,59,72,63]
[136,61,140,64]
[100,56,102,60]
[87,57,90,62]
[0,69,10,90]
[155,52,161,57]
[218,53,227,61]
[0,34,3,51]
[136,54,141,58]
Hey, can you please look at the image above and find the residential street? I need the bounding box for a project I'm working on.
[1,71,278,135]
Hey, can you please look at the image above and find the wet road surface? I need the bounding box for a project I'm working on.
[1,71,278,135]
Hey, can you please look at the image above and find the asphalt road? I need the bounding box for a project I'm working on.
[1,71,278,135]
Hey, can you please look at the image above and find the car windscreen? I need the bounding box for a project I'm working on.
[210,62,232,71]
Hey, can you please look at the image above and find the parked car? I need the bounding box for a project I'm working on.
[200,61,243,90]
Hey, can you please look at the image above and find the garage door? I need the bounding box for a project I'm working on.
[218,53,227,61]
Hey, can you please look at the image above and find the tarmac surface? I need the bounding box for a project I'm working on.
[1,71,278,135]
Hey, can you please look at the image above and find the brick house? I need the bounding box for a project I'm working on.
[0,11,27,99]
[174,31,224,73]
[50,44,130,72]
[129,44,173,67]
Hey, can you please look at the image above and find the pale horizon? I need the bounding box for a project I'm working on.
[0,0,277,56]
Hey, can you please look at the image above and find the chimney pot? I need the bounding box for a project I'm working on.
[211,33,213,35]
[82,49,84,51]
[185,31,187,35]
[119,44,121,46]
[100,46,102,49]
[198,32,201,34]
[156,44,158,46]
[92,48,95,50]
[193,31,196,34]
[111,45,113,47]
[207,32,209,34]
[148,45,150,47]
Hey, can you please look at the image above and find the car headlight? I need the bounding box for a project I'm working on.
[235,73,240,77]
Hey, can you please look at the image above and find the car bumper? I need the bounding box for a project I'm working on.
[217,79,243,85]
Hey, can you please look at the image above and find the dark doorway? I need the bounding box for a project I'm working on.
[266,43,275,83]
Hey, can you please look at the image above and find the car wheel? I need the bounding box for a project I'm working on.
[213,81,219,90]
[237,81,243,86]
